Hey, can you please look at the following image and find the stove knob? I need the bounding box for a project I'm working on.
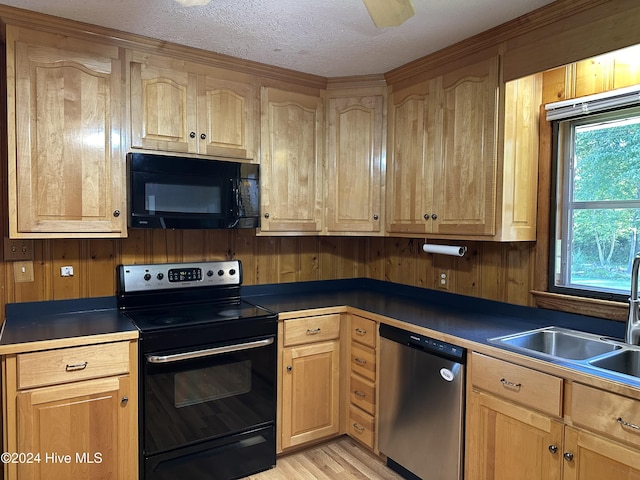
[156,273,164,280]
[207,270,214,277]
[229,269,236,276]
[217,270,225,276]
[143,273,151,281]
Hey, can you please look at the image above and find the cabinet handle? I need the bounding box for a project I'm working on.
[352,423,365,433]
[354,390,366,398]
[200,133,206,140]
[548,445,558,454]
[306,328,321,335]
[617,417,640,431]
[373,214,379,220]
[121,396,128,406]
[354,328,367,336]
[286,365,292,372]
[113,210,120,217]
[424,214,430,220]
[354,357,367,366]
[264,213,270,219]
[65,362,88,372]
[563,452,574,462]
[189,131,196,138]
[500,378,522,389]
[431,213,438,220]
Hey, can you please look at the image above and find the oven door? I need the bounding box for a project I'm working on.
[143,334,276,455]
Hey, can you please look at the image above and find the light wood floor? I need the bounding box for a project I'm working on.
[246,437,405,480]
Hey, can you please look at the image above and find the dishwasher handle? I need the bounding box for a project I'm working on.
[379,323,466,363]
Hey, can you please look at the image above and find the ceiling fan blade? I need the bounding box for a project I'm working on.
[362,0,415,28]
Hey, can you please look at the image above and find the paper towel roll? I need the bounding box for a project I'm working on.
[422,244,467,257]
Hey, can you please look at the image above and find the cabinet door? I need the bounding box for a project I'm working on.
[281,341,340,449]
[386,81,435,234]
[260,87,323,233]
[9,30,126,237]
[434,56,499,236]
[466,390,563,480]
[198,75,256,159]
[16,376,135,480]
[130,57,197,153]
[326,94,384,233]
[563,426,640,480]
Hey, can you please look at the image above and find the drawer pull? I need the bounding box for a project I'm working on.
[355,328,367,336]
[354,357,367,365]
[617,417,640,431]
[306,328,321,335]
[354,390,366,398]
[352,423,365,433]
[65,362,88,372]
[500,378,522,389]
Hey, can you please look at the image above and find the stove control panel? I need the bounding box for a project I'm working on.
[118,260,242,292]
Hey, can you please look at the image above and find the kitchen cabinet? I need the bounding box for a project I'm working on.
[2,340,138,480]
[326,89,385,234]
[467,353,564,480]
[386,57,541,240]
[280,314,341,450]
[130,51,257,161]
[6,26,126,238]
[259,87,324,233]
[346,315,377,450]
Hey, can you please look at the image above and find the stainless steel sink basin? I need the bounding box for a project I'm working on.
[589,349,640,378]
[489,327,622,360]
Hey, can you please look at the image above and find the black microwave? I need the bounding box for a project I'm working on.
[127,152,260,229]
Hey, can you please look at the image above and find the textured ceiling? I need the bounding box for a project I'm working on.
[1,0,557,77]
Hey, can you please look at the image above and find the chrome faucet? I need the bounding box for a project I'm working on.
[627,254,640,345]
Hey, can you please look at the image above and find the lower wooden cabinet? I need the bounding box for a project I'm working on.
[2,340,138,480]
[280,315,341,450]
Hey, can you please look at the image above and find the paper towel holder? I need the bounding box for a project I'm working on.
[421,242,467,257]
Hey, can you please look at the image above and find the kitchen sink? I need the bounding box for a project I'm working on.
[589,349,640,378]
[489,326,622,360]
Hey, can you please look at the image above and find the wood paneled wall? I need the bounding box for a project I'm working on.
[0,233,536,318]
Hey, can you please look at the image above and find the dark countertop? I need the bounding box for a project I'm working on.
[0,296,137,354]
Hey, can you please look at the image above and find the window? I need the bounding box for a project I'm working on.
[549,98,640,301]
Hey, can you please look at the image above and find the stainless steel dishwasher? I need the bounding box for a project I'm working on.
[378,323,466,480]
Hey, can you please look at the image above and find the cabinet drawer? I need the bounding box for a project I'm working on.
[350,374,375,415]
[351,342,375,382]
[570,383,640,448]
[348,405,375,449]
[471,353,563,417]
[351,316,376,348]
[17,342,130,389]
[283,314,340,346]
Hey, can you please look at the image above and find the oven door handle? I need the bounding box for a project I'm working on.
[146,337,274,364]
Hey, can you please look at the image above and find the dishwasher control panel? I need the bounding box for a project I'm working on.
[380,323,466,362]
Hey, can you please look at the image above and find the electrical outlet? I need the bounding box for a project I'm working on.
[438,270,450,290]
[4,238,34,261]
[61,266,74,277]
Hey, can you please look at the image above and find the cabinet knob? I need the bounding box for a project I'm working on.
[113,210,120,217]
[264,213,270,219]
[121,396,128,406]
[424,214,430,220]
[563,452,574,462]
[431,213,438,220]
[190,131,196,138]
[200,133,206,140]
[548,445,558,454]
[373,214,379,220]
[286,365,292,373]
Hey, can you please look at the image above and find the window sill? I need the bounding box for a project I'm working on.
[531,290,627,323]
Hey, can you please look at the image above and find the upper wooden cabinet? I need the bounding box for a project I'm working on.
[130,51,258,161]
[386,56,541,241]
[6,26,127,238]
[326,90,385,235]
[259,87,324,233]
